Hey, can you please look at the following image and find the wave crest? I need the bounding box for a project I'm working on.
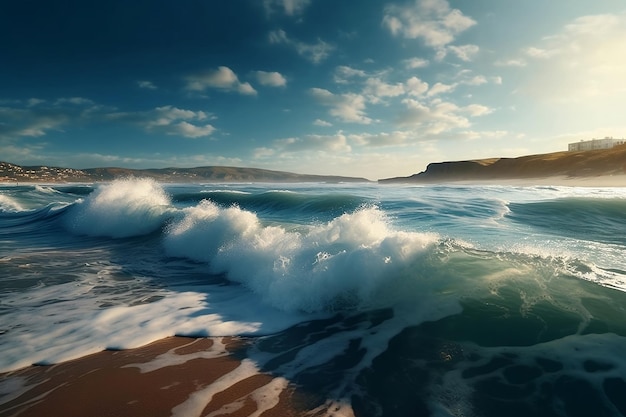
[164,201,439,312]
[64,178,172,238]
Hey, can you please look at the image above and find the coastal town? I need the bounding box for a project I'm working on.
[0,162,90,183]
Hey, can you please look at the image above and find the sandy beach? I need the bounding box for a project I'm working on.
[447,174,626,187]
[0,337,308,417]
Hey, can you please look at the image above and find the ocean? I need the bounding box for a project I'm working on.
[1,178,626,416]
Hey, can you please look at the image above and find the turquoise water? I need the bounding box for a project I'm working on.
[1,180,626,416]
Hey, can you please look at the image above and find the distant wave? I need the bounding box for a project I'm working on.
[172,189,368,218]
[507,197,626,245]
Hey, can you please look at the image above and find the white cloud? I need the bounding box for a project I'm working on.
[494,59,527,67]
[0,105,74,140]
[54,97,95,106]
[269,29,334,64]
[363,78,405,102]
[395,98,492,135]
[111,105,217,139]
[138,80,157,90]
[524,47,555,59]
[271,133,352,153]
[443,44,479,62]
[405,76,429,96]
[455,71,488,86]
[313,119,333,127]
[185,66,257,95]
[348,131,415,147]
[254,71,287,87]
[462,104,493,117]
[26,98,46,107]
[427,82,456,96]
[403,57,430,69]
[172,121,216,138]
[382,0,476,47]
[334,65,368,84]
[263,0,310,16]
[310,88,372,124]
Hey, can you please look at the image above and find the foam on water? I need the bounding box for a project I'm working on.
[3,181,626,416]
[164,200,440,312]
[0,279,308,372]
[63,177,173,238]
[0,194,24,212]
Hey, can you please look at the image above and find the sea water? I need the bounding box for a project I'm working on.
[1,179,626,416]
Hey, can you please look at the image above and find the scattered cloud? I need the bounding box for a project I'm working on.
[254,71,287,87]
[463,104,493,117]
[363,78,405,103]
[268,29,334,64]
[109,105,217,138]
[54,97,95,106]
[263,0,310,16]
[403,57,430,69]
[0,107,68,139]
[0,99,99,140]
[442,44,480,62]
[334,65,368,84]
[138,80,157,90]
[405,76,430,96]
[383,0,476,48]
[427,82,456,97]
[265,133,352,154]
[313,119,333,127]
[524,47,555,59]
[170,121,215,138]
[455,70,488,86]
[26,98,46,107]
[185,66,257,95]
[494,59,527,67]
[396,98,491,135]
[309,88,373,124]
[348,131,415,147]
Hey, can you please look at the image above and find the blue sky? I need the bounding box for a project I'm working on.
[1,0,625,180]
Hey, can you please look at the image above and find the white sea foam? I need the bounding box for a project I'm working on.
[34,185,59,194]
[0,194,24,212]
[64,177,173,238]
[170,359,260,417]
[164,200,440,312]
[0,281,308,372]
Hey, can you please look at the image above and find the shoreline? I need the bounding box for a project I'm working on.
[2,174,626,187]
[0,336,307,417]
[379,174,626,188]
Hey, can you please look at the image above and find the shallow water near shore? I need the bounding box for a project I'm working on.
[1,180,626,416]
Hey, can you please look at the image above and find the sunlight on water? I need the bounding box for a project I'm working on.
[1,180,626,416]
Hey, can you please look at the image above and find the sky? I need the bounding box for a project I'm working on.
[1,0,626,180]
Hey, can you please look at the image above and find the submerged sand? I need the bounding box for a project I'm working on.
[0,337,309,417]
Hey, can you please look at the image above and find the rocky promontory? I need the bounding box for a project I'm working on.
[380,144,626,184]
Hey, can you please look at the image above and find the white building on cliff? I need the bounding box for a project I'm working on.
[568,137,625,152]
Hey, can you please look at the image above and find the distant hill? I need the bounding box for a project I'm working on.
[380,144,626,184]
[0,162,370,183]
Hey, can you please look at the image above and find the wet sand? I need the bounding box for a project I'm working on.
[0,337,306,417]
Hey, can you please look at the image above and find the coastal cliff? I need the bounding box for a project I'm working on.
[380,144,626,184]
